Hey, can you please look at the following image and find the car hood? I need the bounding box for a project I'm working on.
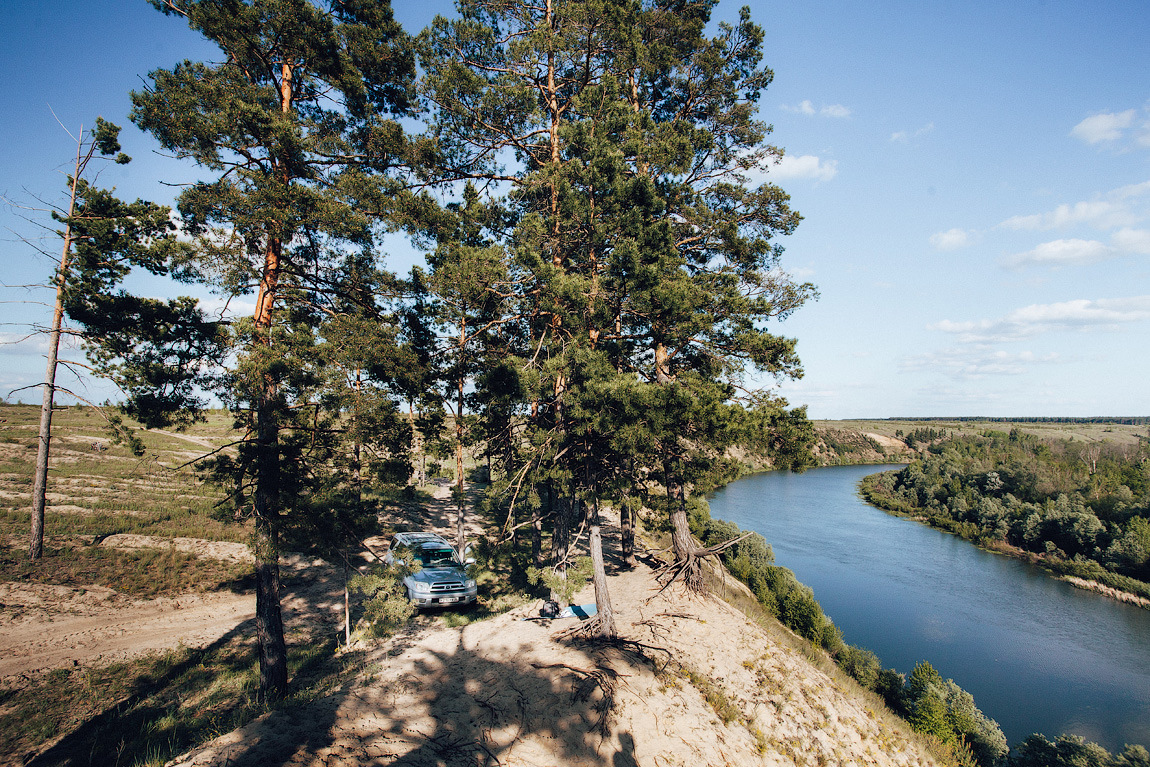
[411,566,467,583]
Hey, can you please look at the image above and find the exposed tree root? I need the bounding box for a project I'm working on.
[652,532,753,598]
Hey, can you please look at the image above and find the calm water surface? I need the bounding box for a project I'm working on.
[707,464,1150,752]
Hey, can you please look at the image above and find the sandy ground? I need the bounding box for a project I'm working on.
[0,584,253,678]
[1,481,941,767]
[163,561,939,767]
[0,549,346,679]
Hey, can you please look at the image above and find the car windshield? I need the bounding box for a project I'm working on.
[417,547,457,567]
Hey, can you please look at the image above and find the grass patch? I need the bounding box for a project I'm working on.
[0,543,252,598]
[0,507,247,544]
[682,666,741,725]
[0,634,354,767]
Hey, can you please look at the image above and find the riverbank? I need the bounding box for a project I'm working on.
[858,470,1150,611]
[707,464,1150,755]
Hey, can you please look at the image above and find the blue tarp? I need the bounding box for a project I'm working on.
[558,603,598,619]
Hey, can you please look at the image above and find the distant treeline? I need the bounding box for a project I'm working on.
[886,416,1150,426]
[862,430,1150,599]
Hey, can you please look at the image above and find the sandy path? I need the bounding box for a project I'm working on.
[0,584,254,677]
[0,483,461,679]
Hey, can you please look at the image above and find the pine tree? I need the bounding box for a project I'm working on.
[123,0,419,699]
[21,119,208,561]
[422,0,814,602]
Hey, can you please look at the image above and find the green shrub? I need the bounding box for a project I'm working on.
[527,556,593,605]
[349,563,415,638]
[838,645,882,690]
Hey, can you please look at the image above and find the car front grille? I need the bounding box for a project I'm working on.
[430,581,465,592]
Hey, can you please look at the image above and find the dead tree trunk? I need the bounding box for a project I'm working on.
[665,461,705,593]
[588,514,617,638]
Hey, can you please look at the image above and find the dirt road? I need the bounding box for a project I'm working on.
[0,583,254,677]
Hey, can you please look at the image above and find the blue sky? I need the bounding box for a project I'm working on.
[1,0,1148,419]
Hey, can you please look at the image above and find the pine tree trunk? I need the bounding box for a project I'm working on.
[589,523,617,638]
[455,439,465,554]
[550,493,572,606]
[669,479,704,593]
[29,351,58,560]
[619,495,635,568]
[343,555,351,647]
[251,223,287,700]
[255,547,287,697]
[253,400,288,699]
[532,505,543,570]
[30,149,82,561]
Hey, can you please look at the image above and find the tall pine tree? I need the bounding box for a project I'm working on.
[421,0,814,610]
[125,0,420,699]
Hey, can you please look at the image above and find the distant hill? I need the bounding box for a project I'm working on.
[811,418,1147,467]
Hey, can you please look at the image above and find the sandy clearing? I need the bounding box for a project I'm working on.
[165,562,939,767]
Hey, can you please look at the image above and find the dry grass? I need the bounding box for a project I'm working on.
[822,418,1147,446]
[0,543,252,599]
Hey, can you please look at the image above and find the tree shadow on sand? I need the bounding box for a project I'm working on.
[167,629,648,767]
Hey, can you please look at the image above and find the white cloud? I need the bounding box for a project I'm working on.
[890,122,934,143]
[199,296,256,320]
[1112,227,1150,254]
[930,295,1150,343]
[1003,227,1150,268]
[930,228,974,251]
[999,181,1150,232]
[771,154,838,182]
[1001,201,1128,231]
[1003,238,1113,268]
[782,100,850,118]
[901,348,1060,379]
[783,99,817,115]
[1007,296,1150,326]
[1071,109,1136,144]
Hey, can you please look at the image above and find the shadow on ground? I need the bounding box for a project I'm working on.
[153,629,644,767]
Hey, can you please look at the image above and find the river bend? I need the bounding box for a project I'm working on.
[707,464,1150,751]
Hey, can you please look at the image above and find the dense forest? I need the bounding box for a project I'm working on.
[862,429,1150,600]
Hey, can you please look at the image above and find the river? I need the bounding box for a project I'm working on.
[706,463,1150,752]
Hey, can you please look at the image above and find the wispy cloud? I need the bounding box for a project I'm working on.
[890,122,934,143]
[1071,110,1137,144]
[901,348,1061,379]
[1003,226,1150,269]
[1003,238,1112,268]
[782,100,851,118]
[929,228,976,251]
[770,154,838,182]
[930,296,1150,343]
[999,180,1150,234]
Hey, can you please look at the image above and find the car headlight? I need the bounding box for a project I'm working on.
[410,580,432,594]
[465,579,477,590]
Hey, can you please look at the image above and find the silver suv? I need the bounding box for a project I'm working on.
[384,532,477,608]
